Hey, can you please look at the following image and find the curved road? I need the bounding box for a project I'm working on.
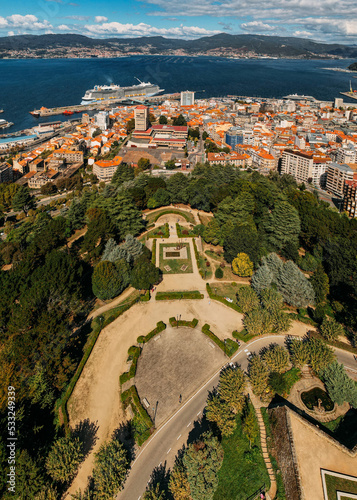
[118,335,357,500]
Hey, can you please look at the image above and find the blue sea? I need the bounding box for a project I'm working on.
[0,56,356,133]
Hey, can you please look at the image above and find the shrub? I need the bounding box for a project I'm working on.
[232,252,254,277]
[215,267,224,279]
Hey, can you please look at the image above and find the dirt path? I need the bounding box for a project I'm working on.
[88,287,136,320]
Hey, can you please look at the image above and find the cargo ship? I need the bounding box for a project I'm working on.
[81,78,164,104]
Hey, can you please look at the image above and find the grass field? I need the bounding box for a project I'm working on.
[210,282,246,305]
[146,223,169,239]
[159,242,193,274]
[214,408,269,500]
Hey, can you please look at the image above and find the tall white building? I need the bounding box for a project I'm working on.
[280,149,329,187]
[326,162,357,198]
[95,111,109,131]
[180,91,195,106]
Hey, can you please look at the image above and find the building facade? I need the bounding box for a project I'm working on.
[180,91,195,106]
[326,163,357,198]
[134,105,149,131]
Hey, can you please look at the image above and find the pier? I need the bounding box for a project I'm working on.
[29,93,179,117]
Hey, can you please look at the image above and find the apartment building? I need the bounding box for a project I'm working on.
[326,163,357,198]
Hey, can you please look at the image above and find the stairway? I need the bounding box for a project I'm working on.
[249,390,277,500]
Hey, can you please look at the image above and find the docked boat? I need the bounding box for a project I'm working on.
[81,78,164,104]
[282,94,316,101]
[63,110,74,115]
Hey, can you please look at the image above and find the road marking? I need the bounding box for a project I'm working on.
[177,434,181,440]
[167,448,171,454]
[197,411,201,416]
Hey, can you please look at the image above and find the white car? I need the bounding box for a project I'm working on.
[225,297,233,303]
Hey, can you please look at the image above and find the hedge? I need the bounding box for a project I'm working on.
[193,238,200,266]
[224,338,239,356]
[152,208,194,224]
[140,289,150,302]
[119,345,141,384]
[136,321,167,344]
[151,239,157,265]
[176,223,195,238]
[156,291,204,301]
[169,317,199,328]
[57,294,143,433]
[120,385,153,445]
[206,283,243,313]
[232,329,256,343]
[201,323,226,352]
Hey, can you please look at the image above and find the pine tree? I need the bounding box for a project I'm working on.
[262,345,289,373]
[277,260,315,307]
[122,234,143,261]
[323,361,357,407]
[92,439,129,499]
[169,459,191,500]
[263,201,301,250]
[261,253,284,280]
[319,316,345,342]
[260,287,284,313]
[45,436,84,483]
[219,365,246,413]
[205,395,236,436]
[251,265,273,294]
[92,261,126,300]
[248,355,270,396]
[288,338,310,368]
[310,264,330,304]
[183,432,224,500]
[236,286,260,313]
[307,337,335,373]
[242,404,258,448]
[243,308,273,336]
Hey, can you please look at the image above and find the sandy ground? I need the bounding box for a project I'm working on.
[66,296,244,496]
[289,410,357,500]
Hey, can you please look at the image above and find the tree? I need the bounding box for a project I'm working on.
[143,483,166,500]
[232,252,254,277]
[219,365,246,413]
[243,308,273,336]
[27,363,55,409]
[169,459,191,500]
[236,287,259,314]
[242,404,258,448]
[205,395,236,436]
[260,288,284,314]
[111,164,135,186]
[261,253,283,281]
[288,338,310,368]
[40,182,57,196]
[92,438,129,499]
[319,316,345,342]
[45,435,84,483]
[262,201,301,251]
[126,118,135,133]
[159,115,168,124]
[12,186,35,215]
[262,345,289,373]
[92,260,127,300]
[183,432,224,500]
[276,260,315,307]
[215,267,223,279]
[131,254,161,290]
[172,114,187,126]
[14,450,45,498]
[203,219,222,246]
[251,265,273,294]
[248,355,270,396]
[322,361,357,408]
[310,264,330,304]
[307,337,334,373]
[223,225,264,266]
[121,234,143,261]
[138,157,151,171]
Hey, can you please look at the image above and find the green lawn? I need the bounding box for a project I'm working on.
[325,473,357,500]
[146,223,169,239]
[159,242,193,274]
[214,409,269,500]
[176,223,196,237]
[211,282,246,304]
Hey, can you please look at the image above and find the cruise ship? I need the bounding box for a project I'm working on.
[282,94,316,102]
[81,78,164,104]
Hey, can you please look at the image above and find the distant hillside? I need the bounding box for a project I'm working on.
[348,62,357,71]
[1,33,357,58]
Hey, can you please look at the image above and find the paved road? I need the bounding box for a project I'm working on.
[118,335,357,500]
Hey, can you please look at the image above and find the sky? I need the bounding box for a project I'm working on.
[0,0,357,44]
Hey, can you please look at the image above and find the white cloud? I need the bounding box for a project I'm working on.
[95,16,108,23]
[241,21,277,32]
[58,24,70,30]
[84,21,220,38]
[8,31,15,36]
[0,16,8,28]
[6,14,52,31]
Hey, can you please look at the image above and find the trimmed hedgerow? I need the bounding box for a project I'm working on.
[119,345,141,384]
[136,321,167,345]
[156,290,204,300]
[169,317,199,328]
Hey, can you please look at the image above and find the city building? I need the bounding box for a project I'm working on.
[281,149,314,184]
[225,127,244,149]
[95,111,109,131]
[343,179,357,217]
[326,162,357,198]
[180,91,195,106]
[0,162,13,183]
[93,156,123,181]
[134,105,149,131]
